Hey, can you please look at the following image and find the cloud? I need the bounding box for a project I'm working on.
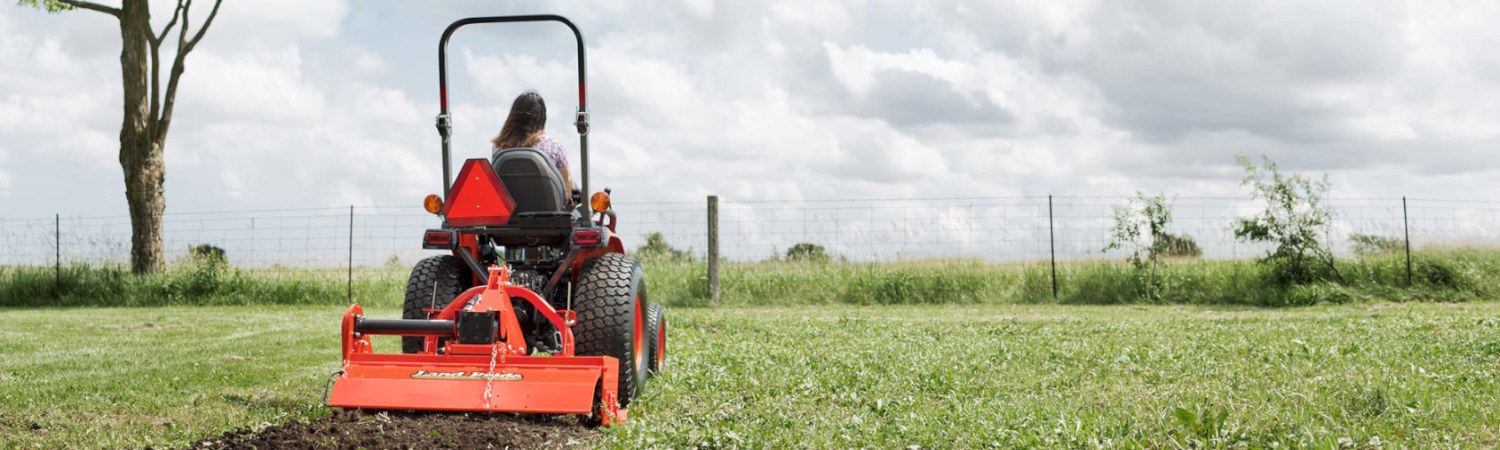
[0,150,11,197]
[200,0,350,46]
[178,46,327,123]
[348,47,387,72]
[3,0,1499,231]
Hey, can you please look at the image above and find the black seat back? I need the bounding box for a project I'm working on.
[491,148,568,214]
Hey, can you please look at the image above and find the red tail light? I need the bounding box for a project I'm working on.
[572,229,603,247]
[423,229,457,249]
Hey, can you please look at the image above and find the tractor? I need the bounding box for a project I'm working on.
[325,15,667,425]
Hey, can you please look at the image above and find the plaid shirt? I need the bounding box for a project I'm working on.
[493,135,568,172]
[533,135,568,171]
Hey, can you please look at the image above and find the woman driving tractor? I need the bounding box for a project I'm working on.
[491,90,577,196]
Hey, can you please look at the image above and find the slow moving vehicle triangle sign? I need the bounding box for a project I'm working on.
[441,158,516,226]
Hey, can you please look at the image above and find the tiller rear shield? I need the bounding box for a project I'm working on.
[327,266,623,424]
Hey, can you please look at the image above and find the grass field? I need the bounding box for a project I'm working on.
[3,302,1497,448]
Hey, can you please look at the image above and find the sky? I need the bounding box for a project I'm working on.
[2,0,1499,220]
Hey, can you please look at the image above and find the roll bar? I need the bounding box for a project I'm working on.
[435,15,592,216]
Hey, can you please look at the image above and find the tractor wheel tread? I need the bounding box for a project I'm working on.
[572,253,647,407]
[400,255,467,353]
[645,302,665,376]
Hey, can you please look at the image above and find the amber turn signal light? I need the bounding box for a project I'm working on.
[423,194,443,214]
[590,191,611,212]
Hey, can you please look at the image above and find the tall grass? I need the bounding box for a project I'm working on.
[3,248,1495,308]
[0,263,406,308]
[642,248,1499,307]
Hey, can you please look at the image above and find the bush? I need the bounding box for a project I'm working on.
[785,243,829,263]
[1351,233,1404,256]
[189,244,226,267]
[1102,192,1175,299]
[636,232,691,262]
[1232,154,1344,285]
[1157,233,1202,258]
[383,254,405,271]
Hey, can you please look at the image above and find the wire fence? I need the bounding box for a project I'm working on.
[3,196,1498,271]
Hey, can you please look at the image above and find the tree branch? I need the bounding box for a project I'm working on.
[55,0,120,17]
[148,1,186,140]
[155,0,222,143]
[152,1,185,45]
[183,0,222,51]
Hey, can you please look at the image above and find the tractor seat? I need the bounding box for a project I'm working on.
[492,148,569,214]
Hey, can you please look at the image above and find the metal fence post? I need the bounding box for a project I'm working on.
[707,195,720,304]
[1048,195,1058,298]
[55,214,61,296]
[348,205,354,302]
[1403,196,1412,286]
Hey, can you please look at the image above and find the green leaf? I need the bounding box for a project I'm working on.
[1173,407,1196,428]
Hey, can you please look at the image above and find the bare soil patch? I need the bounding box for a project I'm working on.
[188,409,598,449]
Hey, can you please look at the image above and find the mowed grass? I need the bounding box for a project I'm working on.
[615,304,1500,448]
[3,303,1499,448]
[0,305,374,448]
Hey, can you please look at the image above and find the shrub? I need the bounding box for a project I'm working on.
[189,244,226,267]
[383,254,405,271]
[785,243,829,263]
[1157,233,1202,258]
[1232,154,1344,285]
[636,232,691,261]
[1351,233,1403,257]
[1102,192,1174,298]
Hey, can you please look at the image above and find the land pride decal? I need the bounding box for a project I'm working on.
[410,370,524,381]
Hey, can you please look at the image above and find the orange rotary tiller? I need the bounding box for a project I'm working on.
[329,266,624,424]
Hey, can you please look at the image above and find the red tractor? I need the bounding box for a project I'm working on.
[326,15,666,425]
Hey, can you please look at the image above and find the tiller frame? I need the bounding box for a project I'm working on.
[327,265,624,425]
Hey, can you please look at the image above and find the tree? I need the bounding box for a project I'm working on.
[1232,154,1344,284]
[1102,191,1174,297]
[21,0,224,274]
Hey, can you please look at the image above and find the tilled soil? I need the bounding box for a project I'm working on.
[189,410,599,449]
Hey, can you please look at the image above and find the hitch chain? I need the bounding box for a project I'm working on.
[482,342,499,409]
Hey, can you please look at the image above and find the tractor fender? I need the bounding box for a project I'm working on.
[569,234,626,278]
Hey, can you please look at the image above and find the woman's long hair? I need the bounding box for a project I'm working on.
[492,91,547,149]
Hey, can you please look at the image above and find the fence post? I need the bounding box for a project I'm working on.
[1403,196,1412,286]
[707,195,720,304]
[1048,195,1057,298]
[55,214,61,296]
[348,205,355,302]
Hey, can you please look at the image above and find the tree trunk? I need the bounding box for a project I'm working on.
[117,0,164,274]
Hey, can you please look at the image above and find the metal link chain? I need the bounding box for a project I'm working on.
[482,342,498,409]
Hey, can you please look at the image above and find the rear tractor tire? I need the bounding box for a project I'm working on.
[573,253,649,407]
[400,255,468,353]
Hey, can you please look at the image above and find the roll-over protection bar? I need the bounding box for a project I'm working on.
[435,15,593,217]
